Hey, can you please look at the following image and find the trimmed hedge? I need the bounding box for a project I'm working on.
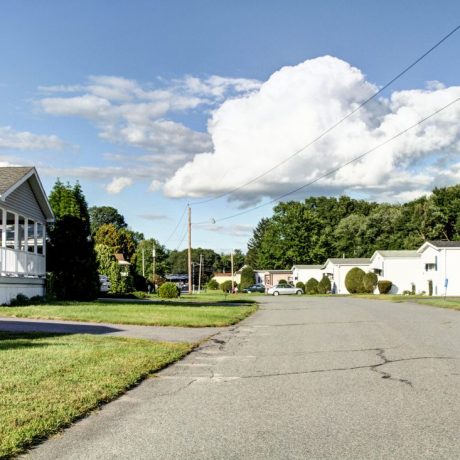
[345,267,365,294]
[240,266,256,291]
[363,272,378,294]
[318,276,331,294]
[158,282,180,299]
[296,281,305,291]
[305,278,319,295]
[221,280,236,293]
[278,279,288,285]
[207,279,219,290]
[377,280,392,294]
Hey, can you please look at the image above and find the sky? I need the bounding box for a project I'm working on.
[1,1,460,253]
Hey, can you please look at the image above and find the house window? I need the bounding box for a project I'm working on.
[28,220,35,252]
[18,216,25,251]
[36,223,44,255]
[425,263,437,271]
[6,212,15,249]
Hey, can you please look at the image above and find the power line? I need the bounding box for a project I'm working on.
[164,202,188,245]
[193,96,460,225]
[191,24,460,205]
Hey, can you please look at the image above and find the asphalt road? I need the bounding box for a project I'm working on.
[24,296,460,459]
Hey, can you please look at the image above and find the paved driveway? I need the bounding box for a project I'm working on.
[25,296,460,459]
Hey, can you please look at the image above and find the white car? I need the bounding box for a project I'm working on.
[267,284,303,296]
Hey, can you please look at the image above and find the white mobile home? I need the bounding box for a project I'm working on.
[322,258,371,294]
[369,250,422,294]
[292,265,323,284]
[0,167,54,304]
[418,241,460,296]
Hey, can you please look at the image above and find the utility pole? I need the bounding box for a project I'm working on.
[152,245,156,292]
[198,253,203,293]
[231,249,234,294]
[188,205,192,294]
[142,248,145,277]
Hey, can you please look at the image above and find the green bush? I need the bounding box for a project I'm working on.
[158,282,180,299]
[278,279,288,285]
[363,272,378,294]
[221,280,235,293]
[207,279,219,290]
[296,281,305,291]
[9,293,30,306]
[240,266,255,291]
[411,283,416,295]
[377,280,392,294]
[318,276,331,294]
[345,267,366,294]
[305,278,319,294]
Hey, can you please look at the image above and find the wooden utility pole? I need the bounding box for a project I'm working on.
[142,248,145,277]
[198,253,203,293]
[152,245,156,291]
[188,205,192,294]
[231,249,234,294]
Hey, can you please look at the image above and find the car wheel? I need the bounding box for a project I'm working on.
[296,290,302,295]
[273,291,279,296]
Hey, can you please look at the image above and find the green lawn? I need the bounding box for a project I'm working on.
[354,294,460,311]
[0,301,258,327]
[0,332,191,458]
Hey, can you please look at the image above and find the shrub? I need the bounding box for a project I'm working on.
[377,280,392,294]
[305,278,319,295]
[345,267,366,294]
[158,282,180,299]
[133,291,148,299]
[29,295,45,304]
[221,280,235,293]
[318,276,331,294]
[296,281,305,291]
[278,279,288,285]
[240,266,255,291]
[363,272,378,294]
[9,293,30,306]
[207,279,219,290]
[411,283,416,295]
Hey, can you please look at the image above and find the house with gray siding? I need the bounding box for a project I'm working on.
[0,167,54,303]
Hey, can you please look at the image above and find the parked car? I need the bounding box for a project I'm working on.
[267,284,303,296]
[242,283,266,293]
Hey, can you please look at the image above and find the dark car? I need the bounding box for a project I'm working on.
[242,283,266,293]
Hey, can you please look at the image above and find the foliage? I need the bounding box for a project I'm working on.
[377,280,393,294]
[345,268,366,294]
[134,239,169,280]
[246,184,460,268]
[278,279,288,284]
[207,279,219,290]
[94,224,137,263]
[216,250,246,273]
[318,276,331,294]
[363,272,378,294]
[221,280,236,293]
[240,266,255,290]
[158,282,180,299]
[305,278,319,294]
[89,206,127,234]
[47,216,100,301]
[295,281,305,291]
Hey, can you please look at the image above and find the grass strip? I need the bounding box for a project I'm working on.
[0,332,191,458]
[0,302,258,327]
[354,294,460,311]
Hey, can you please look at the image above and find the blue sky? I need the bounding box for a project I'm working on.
[1,1,460,252]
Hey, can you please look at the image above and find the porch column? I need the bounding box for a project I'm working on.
[1,208,5,248]
[24,218,29,276]
[14,213,18,272]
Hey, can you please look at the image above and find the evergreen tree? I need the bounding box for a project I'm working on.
[47,180,99,300]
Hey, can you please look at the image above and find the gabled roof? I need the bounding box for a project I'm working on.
[373,250,420,258]
[0,166,54,221]
[323,258,371,269]
[114,253,130,265]
[426,240,460,248]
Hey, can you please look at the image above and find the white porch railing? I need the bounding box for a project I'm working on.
[0,247,46,277]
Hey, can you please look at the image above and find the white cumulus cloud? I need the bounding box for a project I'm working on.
[0,126,66,151]
[164,56,460,204]
[105,176,133,194]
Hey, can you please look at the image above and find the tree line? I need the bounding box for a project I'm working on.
[246,184,460,269]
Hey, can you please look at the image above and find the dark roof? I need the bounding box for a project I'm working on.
[427,240,460,248]
[0,167,33,195]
